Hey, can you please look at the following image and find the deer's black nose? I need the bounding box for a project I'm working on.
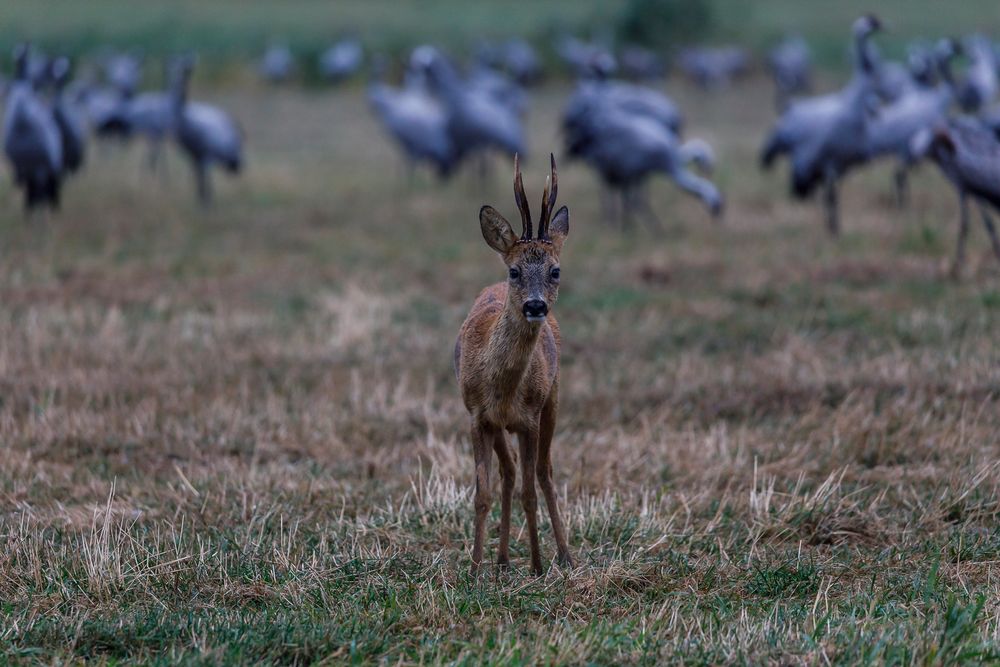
[523,300,548,320]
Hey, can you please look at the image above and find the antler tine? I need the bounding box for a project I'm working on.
[513,153,532,240]
[538,153,558,239]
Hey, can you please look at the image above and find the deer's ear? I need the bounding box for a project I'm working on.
[479,206,518,254]
[549,206,569,249]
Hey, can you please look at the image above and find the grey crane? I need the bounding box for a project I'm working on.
[563,89,721,228]
[170,57,243,205]
[117,60,185,171]
[564,60,683,135]
[3,44,63,211]
[476,39,542,86]
[910,118,1000,277]
[75,75,131,139]
[557,36,617,78]
[500,39,542,86]
[367,57,455,178]
[760,14,884,236]
[619,45,666,81]
[767,35,812,109]
[866,39,959,207]
[957,35,998,113]
[258,43,295,83]
[416,47,525,168]
[103,51,143,99]
[50,57,86,174]
[318,38,363,84]
[466,61,528,118]
[906,41,938,87]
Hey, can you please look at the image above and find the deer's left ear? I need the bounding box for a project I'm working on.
[549,206,569,249]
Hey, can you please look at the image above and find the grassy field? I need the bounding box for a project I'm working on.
[2,41,1000,667]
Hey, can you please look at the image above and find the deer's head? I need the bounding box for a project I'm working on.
[480,154,570,323]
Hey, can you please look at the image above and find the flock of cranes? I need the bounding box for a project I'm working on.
[761,14,1000,274]
[2,46,243,210]
[3,15,1000,276]
[368,41,724,227]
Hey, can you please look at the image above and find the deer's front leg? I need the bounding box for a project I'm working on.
[470,420,494,575]
[493,431,516,567]
[517,428,543,575]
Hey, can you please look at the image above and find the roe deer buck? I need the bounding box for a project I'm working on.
[454,153,573,575]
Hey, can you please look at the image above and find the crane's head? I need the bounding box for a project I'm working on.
[49,57,71,89]
[853,14,884,38]
[12,43,30,81]
[479,154,570,324]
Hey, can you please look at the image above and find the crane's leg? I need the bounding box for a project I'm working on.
[195,162,212,206]
[823,169,840,236]
[470,420,495,575]
[478,153,491,190]
[621,186,634,231]
[147,139,161,174]
[536,385,573,568]
[23,179,36,215]
[636,185,664,233]
[493,430,516,568]
[950,190,971,279]
[599,185,616,227]
[978,204,1000,265]
[517,427,543,575]
[893,166,909,209]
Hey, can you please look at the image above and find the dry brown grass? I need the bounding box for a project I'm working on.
[0,80,998,664]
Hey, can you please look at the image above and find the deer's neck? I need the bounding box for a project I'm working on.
[484,300,542,396]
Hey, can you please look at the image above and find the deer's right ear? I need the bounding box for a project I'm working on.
[479,206,518,254]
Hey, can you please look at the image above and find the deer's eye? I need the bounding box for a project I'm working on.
[550,267,560,281]
[508,266,521,281]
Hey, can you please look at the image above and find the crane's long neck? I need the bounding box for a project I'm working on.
[484,296,542,397]
[937,52,957,93]
[853,29,877,79]
[170,68,191,119]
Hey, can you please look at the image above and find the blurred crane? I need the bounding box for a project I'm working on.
[563,79,721,227]
[957,35,997,112]
[367,57,455,178]
[767,35,811,109]
[258,43,295,83]
[476,39,542,85]
[619,45,666,81]
[911,118,1000,276]
[557,36,616,78]
[318,38,364,83]
[103,51,143,99]
[415,46,525,171]
[866,39,958,207]
[3,44,63,211]
[50,57,86,174]
[170,57,244,205]
[760,14,884,235]
[115,60,183,171]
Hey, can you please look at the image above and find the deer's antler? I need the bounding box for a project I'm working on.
[538,153,558,240]
[513,153,533,240]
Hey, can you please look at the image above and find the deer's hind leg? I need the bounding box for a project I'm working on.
[493,430,516,567]
[537,384,573,568]
[517,428,543,575]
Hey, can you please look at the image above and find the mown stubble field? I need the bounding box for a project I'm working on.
[1,79,999,664]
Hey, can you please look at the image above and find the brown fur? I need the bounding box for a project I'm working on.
[456,226,573,575]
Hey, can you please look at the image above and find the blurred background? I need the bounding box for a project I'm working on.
[3,1,1000,662]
